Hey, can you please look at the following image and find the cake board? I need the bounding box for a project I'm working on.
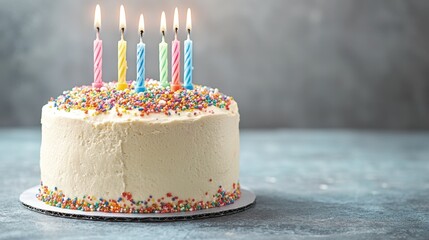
[20,185,256,222]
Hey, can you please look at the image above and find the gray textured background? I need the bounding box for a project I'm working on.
[0,0,428,129]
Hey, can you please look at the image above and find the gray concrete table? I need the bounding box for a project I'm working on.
[1,129,429,239]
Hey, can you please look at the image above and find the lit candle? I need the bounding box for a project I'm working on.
[117,5,128,90]
[92,5,104,89]
[171,8,181,91]
[135,14,146,93]
[159,11,169,88]
[183,8,193,90]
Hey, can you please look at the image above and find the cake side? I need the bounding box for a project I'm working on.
[38,81,241,213]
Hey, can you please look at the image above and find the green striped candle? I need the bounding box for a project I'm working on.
[159,11,169,88]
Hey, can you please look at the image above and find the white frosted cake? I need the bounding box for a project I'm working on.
[38,80,240,213]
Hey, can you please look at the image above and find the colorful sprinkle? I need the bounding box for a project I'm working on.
[49,80,234,117]
[36,183,241,214]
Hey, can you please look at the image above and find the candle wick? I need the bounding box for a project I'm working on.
[162,31,165,42]
[187,29,191,40]
[96,28,100,40]
[121,28,125,40]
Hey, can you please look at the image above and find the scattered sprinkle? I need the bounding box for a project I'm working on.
[36,183,241,214]
[49,80,234,117]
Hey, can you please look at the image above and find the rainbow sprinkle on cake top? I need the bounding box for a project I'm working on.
[50,80,234,117]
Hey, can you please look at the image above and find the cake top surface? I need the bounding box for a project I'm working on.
[48,80,236,119]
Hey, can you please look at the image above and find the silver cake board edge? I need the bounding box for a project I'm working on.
[20,185,256,222]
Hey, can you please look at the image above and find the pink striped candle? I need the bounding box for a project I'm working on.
[171,39,181,91]
[92,5,103,89]
[171,8,181,92]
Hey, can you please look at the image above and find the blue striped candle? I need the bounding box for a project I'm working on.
[184,8,193,90]
[135,14,146,93]
[184,39,193,90]
[135,42,145,92]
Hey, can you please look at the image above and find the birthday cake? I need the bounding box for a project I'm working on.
[38,80,240,213]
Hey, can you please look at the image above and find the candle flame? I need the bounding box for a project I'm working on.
[94,5,101,30]
[186,8,192,32]
[138,14,145,33]
[119,5,126,30]
[173,7,179,31]
[160,11,166,34]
